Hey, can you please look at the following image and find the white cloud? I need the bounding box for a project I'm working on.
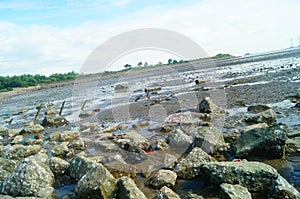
[0,0,300,75]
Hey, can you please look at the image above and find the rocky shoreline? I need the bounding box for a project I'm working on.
[0,55,300,198]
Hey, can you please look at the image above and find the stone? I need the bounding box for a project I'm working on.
[146,169,177,189]
[201,161,278,192]
[242,123,268,133]
[247,104,270,114]
[164,111,201,125]
[245,109,276,125]
[68,138,87,150]
[233,124,287,160]
[49,157,70,175]
[59,130,80,142]
[198,97,224,114]
[80,122,99,131]
[285,137,300,156]
[0,128,20,138]
[45,107,58,115]
[75,163,116,199]
[184,194,204,199]
[100,124,119,134]
[51,142,69,157]
[1,158,54,198]
[78,111,95,118]
[294,102,300,109]
[115,84,129,91]
[193,126,225,154]
[70,153,100,182]
[20,124,44,135]
[41,116,68,127]
[113,176,147,199]
[220,183,252,199]
[2,144,41,160]
[0,158,19,182]
[166,129,193,148]
[268,175,300,199]
[174,147,216,179]
[0,195,14,199]
[152,186,181,199]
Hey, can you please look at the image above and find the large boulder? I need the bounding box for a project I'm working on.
[285,137,300,156]
[20,124,44,134]
[233,124,287,160]
[2,144,41,160]
[220,183,252,199]
[70,154,100,182]
[201,161,278,192]
[245,109,276,125]
[75,163,117,199]
[268,175,300,199]
[146,169,177,189]
[1,157,54,198]
[174,147,216,179]
[167,129,193,148]
[247,104,270,114]
[113,176,147,199]
[152,186,181,199]
[193,127,225,154]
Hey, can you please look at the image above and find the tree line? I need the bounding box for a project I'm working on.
[0,71,77,92]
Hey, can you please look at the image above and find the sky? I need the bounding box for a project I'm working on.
[0,0,300,75]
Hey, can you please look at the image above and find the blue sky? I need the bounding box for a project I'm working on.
[0,0,300,75]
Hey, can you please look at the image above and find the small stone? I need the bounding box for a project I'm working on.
[247,104,270,114]
[45,107,58,115]
[146,169,177,189]
[2,144,41,160]
[20,124,44,134]
[220,183,252,199]
[51,142,69,157]
[49,157,70,175]
[113,176,147,199]
[152,186,181,199]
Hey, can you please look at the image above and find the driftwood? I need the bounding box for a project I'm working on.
[59,101,65,116]
[34,104,43,120]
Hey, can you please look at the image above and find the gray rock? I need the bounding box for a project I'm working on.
[70,154,100,182]
[245,109,276,125]
[285,137,300,156]
[247,104,270,114]
[41,116,68,127]
[51,142,69,157]
[75,163,116,199]
[147,170,177,189]
[0,158,19,182]
[20,125,44,135]
[68,138,87,150]
[80,122,99,131]
[174,147,216,179]
[45,107,58,115]
[220,183,252,199]
[49,157,70,175]
[184,194,204,199]
[242,123,268,134]
[2,144,41,160]
[202,161,278,192]
[0,128,21,138]
[113,176,147,199]
[152,186,180,199]
[268,175,300,199]
[59,130,80,142]
[100,124,119,134]
[164,111,201,125]
[234,124,287,159]
[0,195,14,199]
[1,158,54,198]
[193,127,225,154]
[198,97,224,114]
[167,129,192,148]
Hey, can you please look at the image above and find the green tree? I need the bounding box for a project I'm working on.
[137,62,143,67]
[168,59,172,64]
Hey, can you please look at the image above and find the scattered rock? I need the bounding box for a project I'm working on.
[59,130,80,142]
[202,161,278,192]
[247,104,270,114]
[49,157,70,175]
[113,176,147,199]
[70,154,100,182]
[101,124,119,134]
[1,158,54,198]
[0,128,20,138]
[294,102,300,109]
[20,124,44,134]
[268,175,300,199]
[68,138,87,150]
[2,144,41,160]
[78,111,95,119]
[193,126,225,154]
[80,122,99,132]
[174,147,216,179]
[45,107,58,115]
[41,116,68,127]
[166,129,193,148]
[245,109,276,125]
[285,137,300,156]
[233,124,287,160]
[115,84,129,91]
[75,164,117,199]
[51,142,70,157]
[242,123,268,134]
[152,186,181,199]
[220,183,252,199]
[146,169,177,189]
[164,111,201,125]
[0,195,14,199]
[198,97,224,114]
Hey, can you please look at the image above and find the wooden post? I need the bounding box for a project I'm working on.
[35,104,42,121]
[59,101,65,116]
[81,100,88,111]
